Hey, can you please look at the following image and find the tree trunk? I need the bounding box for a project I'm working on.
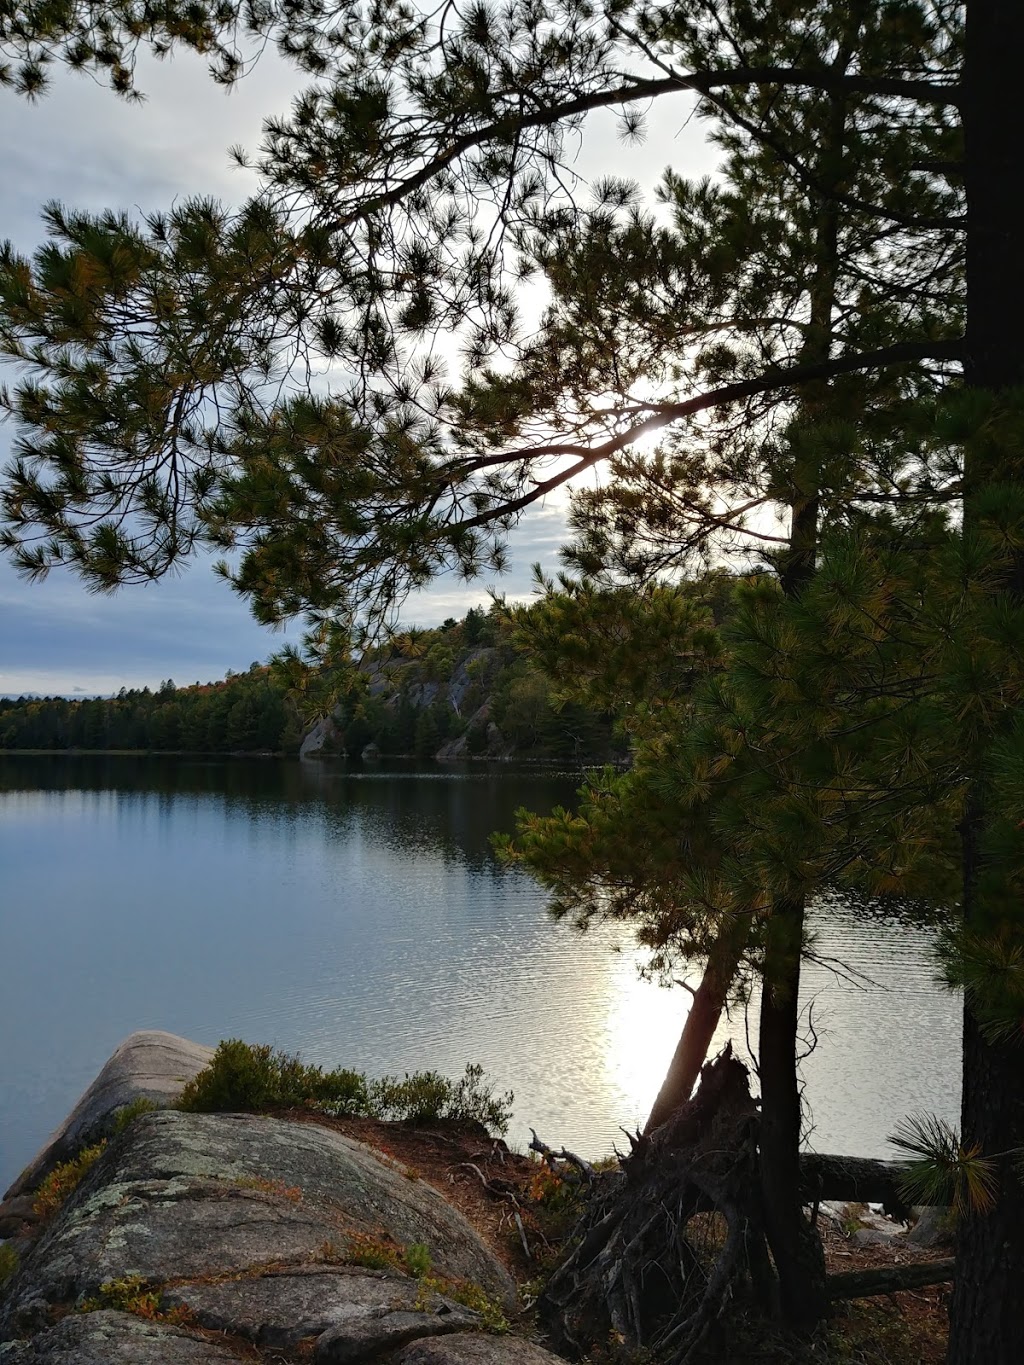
[752,39,854,1325]
[948,3,1024,1361]
[643,940,744,1134]
[799,1152,914,1219]
[948,1006,1024,1363]
[758,897,828,1328]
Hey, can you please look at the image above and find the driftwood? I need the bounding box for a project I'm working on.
[827,1258,955,1300]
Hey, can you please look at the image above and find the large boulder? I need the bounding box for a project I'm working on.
[2,1032,214,1203]
[397,1333,565,1365]
[0,1110,522,1364]
[0,1036,566,1365]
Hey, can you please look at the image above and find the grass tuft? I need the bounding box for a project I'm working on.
[79,1274,193,1326]
[33,1141,107,1219]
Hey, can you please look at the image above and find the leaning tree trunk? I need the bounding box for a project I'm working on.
[948,3,1024,1361]
[643,935,746,1134]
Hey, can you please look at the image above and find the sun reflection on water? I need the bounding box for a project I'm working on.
[599,947,697,1136]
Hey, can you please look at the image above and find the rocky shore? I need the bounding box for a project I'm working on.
[0,1033,564,1365]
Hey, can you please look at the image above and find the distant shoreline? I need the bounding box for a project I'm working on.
[0,747,285,758]
[0,748,596,768]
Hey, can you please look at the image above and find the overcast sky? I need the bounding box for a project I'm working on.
[0,46,717,695]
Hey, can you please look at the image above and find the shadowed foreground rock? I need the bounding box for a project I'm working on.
[0,1036,565,1365]
[0,1310,241,1363]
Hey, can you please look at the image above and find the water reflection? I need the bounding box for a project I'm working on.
[0,755,960,1193]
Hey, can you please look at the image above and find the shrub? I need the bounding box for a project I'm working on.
[79,1274,192,1326]
[112,1097,158,1133]
[33,1141,107,1219]
[177,1040,368,1115]
[0,1243,18,1286]
[178,1042,512,1134]
[313,1068,372,1114]
[178,1040,322,1112]
[370,1063,513,1134]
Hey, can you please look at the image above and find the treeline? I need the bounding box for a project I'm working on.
[0,604,623,762]
[0,666,298,754]
[333,605,623,763]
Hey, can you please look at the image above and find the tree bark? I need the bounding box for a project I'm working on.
[947,4,1024,1362]
[758,898,828,1328]
[799,1152,914,1219]
[754,47,851,1321]
[643,940,744,1134]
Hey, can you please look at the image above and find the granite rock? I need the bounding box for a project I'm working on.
[396,1331,568,1365]
[0,1109,512,1340]
[3,1032,214,1201]
[164,1266,479,1353]
[0,1310,238,1363]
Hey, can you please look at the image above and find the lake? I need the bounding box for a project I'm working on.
[0,754,961,1193]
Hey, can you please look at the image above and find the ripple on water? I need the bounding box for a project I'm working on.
[0,756,960,1189]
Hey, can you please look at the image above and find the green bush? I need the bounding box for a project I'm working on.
[178,1040,368,1115]
[370,1063,513,1133]
[178,1042,512,1134]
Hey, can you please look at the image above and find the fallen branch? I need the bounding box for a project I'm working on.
[528,1130,597,1183]
[800,1153,917,1220]
[513,1209,532,1261]
[827,1258,955,1300]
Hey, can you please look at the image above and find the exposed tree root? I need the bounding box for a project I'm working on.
[539,1046,773,1363]
[536,1046,945,1364]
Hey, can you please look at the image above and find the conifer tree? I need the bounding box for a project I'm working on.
[6,1,1024,1358]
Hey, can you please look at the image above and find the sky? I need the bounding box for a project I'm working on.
[0,42,717,696]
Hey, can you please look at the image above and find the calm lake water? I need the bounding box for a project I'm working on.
[0,755,960,1192]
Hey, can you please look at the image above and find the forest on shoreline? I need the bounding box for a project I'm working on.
[0,604,623,764]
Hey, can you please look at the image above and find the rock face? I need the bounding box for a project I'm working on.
[300,715,341,759]
[0,1068,564,1365]
[3,1031,214,1202]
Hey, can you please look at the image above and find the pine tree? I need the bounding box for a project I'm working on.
[7,1,1024,1356]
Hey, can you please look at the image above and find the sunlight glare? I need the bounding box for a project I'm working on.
[600,946,695,1133]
